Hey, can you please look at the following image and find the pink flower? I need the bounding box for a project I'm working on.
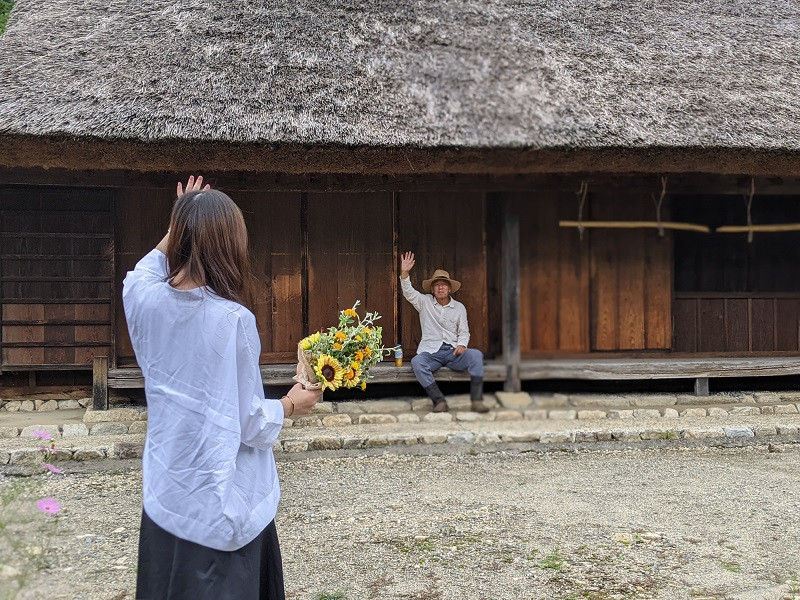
[36,498,61,515]
[40,462,63,474]
[31,429,52,441]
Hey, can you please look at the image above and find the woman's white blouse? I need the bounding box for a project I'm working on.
[122,249,284,551]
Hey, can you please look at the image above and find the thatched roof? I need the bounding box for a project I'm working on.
[0,0,798,174]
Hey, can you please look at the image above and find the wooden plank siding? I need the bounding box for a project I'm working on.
[1,186,114,368]
[512,191,590,353]
[307,192,396,354]
[234,191,303,363]
[673,294,800,352]
[397,192,488,355]
[114,187,173,366]
[589,191,672,351]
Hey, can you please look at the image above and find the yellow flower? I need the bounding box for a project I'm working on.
[299,332,321,351]
[355,350,364,362]
[364,346,372,357]
[363,328,372,335]
[361,381,367,391]
[314,355,344,391]
[355,335,362,342]
[335,331,347,341]
[333,342,342,350]
[344,308,358,318]
[342,363,362,388]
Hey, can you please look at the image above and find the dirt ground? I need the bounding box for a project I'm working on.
[1,443,799,599]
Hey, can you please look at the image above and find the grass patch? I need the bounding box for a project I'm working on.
[538,547,565,571]
[315,592,346,600]
[0,0,13,35]
[721,560,741,573]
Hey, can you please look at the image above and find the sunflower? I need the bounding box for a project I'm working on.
[342,363,362,388]
[299,332,321,351]
[314,355,344,391]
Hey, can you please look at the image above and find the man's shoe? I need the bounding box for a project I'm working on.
[470,400,490,413]
[432,400,449,413]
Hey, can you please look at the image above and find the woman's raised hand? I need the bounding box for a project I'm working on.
[176,175,211,197]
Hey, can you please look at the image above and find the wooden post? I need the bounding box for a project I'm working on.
[694,377,709,397]
[502,199,521,392]
[92,356,109,410]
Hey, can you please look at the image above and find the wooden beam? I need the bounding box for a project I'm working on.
[559,221,710,233]
[3,168,800,195]
[716,224,800,233]
[519,357,800,380]
[502,200,522,392]
[108,362,508,389]
[92,356,108,410]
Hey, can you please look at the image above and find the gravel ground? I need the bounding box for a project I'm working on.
[1,444,800,600]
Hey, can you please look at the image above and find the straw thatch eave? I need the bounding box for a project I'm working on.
[1,135,798,176]
[0,0,798,173]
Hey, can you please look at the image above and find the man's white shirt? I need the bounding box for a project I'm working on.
[400,276,470,354]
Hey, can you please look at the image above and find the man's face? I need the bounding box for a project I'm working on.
[432,280,451,301]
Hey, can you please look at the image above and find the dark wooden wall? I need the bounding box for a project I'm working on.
[4,176,800,373]
[511,190,672,355]
[113,188,486,367]
[671,193,800,352]
[1,187,114,367]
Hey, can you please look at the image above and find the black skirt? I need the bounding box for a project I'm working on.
[136,510,285,600]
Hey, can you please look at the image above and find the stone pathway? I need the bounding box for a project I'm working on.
[2,389,800,464]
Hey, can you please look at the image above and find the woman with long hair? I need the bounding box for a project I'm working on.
[123,176,321,599]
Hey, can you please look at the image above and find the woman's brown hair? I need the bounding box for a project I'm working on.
[166,189,256,310]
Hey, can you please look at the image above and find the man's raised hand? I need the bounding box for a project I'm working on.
[400,252,415,277]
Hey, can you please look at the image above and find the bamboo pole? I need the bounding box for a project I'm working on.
[716,224,800,233]
[559,220,710,233]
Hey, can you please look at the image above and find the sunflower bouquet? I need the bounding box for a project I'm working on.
[293,301,388,392]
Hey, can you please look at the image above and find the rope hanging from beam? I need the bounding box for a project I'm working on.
[714,177,800,238]
[559,176,711,235]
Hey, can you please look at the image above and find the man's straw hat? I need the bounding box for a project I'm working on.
[422,269,461,294]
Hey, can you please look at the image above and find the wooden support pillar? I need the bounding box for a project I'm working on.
[502,200,521,392]
[694,377,709,397]
[92,356,109,410]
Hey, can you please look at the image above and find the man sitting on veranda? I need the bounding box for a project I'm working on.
[399,251,490,413]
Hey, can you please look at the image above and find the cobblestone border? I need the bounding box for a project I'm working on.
[2,423,799,465]
[0,398,91,412]
[2,401,800,439]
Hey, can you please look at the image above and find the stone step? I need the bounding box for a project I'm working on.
[1,397,800,440]
[2,416,800,465]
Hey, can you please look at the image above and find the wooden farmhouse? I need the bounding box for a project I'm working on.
[0,1,799,405]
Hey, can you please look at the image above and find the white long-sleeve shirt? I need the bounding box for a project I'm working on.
[123,249,284,551]
[400,276,471,354]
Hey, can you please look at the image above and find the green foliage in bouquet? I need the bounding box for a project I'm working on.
[298,302,388,391]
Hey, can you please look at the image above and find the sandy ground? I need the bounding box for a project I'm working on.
[1,443,799,599]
